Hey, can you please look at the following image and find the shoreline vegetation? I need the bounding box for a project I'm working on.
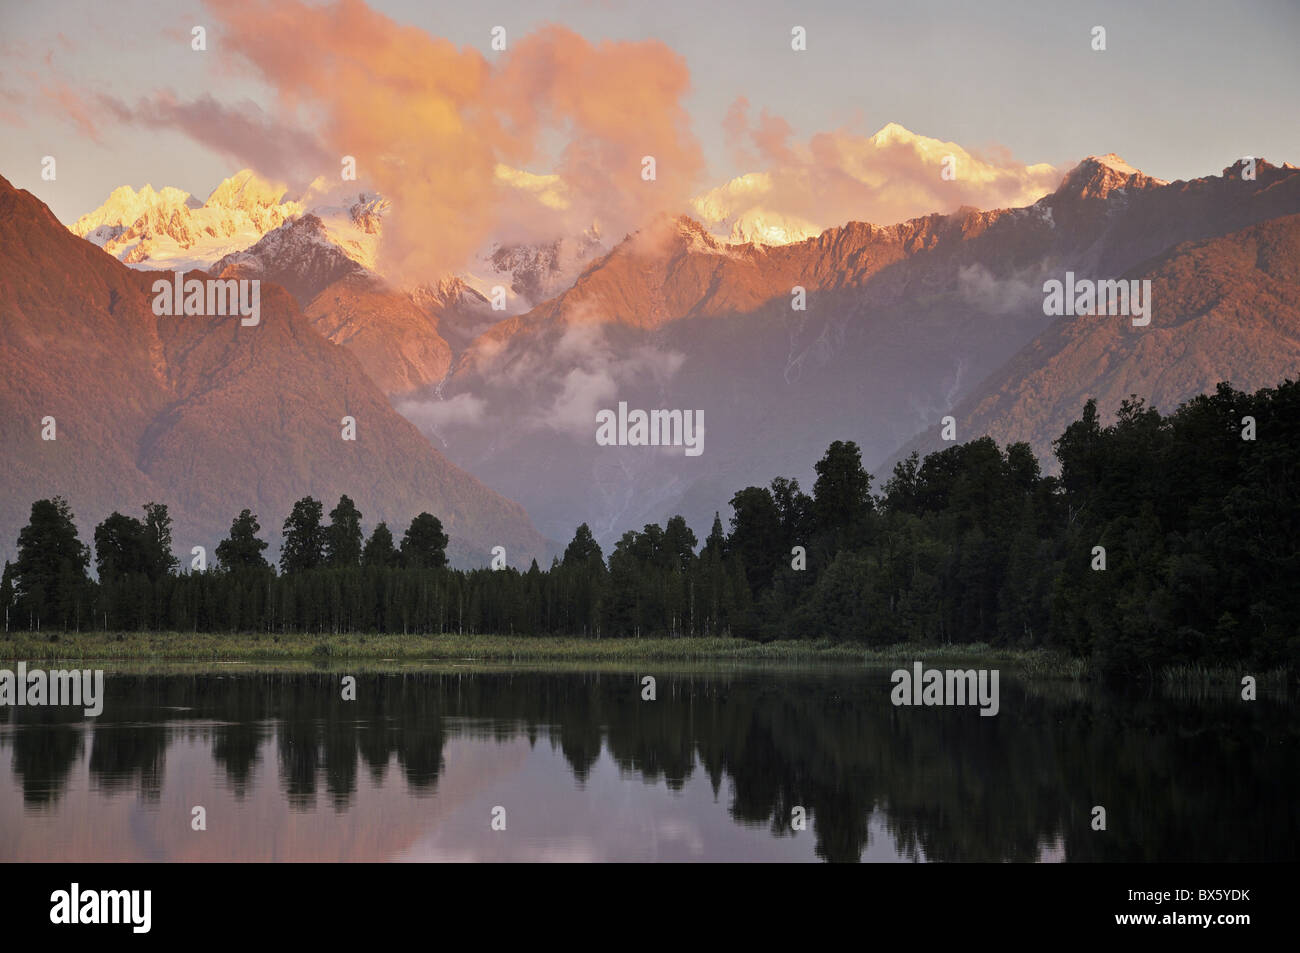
[4,382,1297,681]
[0,631,1288,686]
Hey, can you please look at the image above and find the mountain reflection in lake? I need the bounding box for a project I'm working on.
[0,666,1293,862]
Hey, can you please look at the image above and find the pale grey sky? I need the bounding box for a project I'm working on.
[2,0,1297,224]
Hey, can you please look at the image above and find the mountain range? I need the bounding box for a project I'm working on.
[0,174,547,568]
[7,141,1299,560]
[414,154,1300,544]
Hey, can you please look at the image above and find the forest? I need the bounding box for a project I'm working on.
[2,380,1296,675]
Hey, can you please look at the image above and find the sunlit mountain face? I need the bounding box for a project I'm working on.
[3,0,1298,557]
[0,174,549,568]
[14,146,1300,555]
[393,157,1300,546]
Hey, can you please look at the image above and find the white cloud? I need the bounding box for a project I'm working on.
[692,115,1062,245]
[956,264,1046,315]
[396,393,488,430]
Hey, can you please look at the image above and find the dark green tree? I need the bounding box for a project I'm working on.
[280,497,326,574]
[702,513,727,559]
[812,440,873,535]
[563,523,604,567]
[216,509,271,572]
[728,486,783,593]
[770,477,813,546]
[325,495,364,568]
[662,515,698,571]
[401,513,449,569]
[882,452,922,515]
[94,511,147,580]
[362,522,399,568]
[11,497,90,629]
[142,502,179,581]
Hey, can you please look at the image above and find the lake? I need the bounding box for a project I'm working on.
[1,664,1294,862]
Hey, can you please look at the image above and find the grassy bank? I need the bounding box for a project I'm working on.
[2,631,1288,685]
[1,630,1080,670]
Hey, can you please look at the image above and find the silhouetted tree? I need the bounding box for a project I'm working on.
[812,440,873,538]
[216,509,271,572]
[401,513,448,569]
[325,495,363,568]
[94,511,147,581]
[4,379,1296,673]
[281,497,326,574]
[362,522,399,569]
[728,486,783,593]
[142,502,179,581]
[11,497,90,629]
[563,523,603,567]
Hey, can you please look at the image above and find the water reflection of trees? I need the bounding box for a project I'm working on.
[1,672,1294,861]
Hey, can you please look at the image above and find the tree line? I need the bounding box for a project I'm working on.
[2,379,1296,674]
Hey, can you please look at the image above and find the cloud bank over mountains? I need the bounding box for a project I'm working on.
[35,0,1063,285]
[693,114,1062,244]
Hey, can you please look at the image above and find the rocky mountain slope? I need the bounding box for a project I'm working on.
[58,154,1300,550]
[1,175,547,568]
[893,211,1300,471]
[419,156,1300,544]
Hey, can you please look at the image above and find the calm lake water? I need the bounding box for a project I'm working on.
[0,664,1294,862]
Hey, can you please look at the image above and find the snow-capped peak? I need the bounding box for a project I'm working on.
[72,184,197,244]
[459,227,606,313]
[1082,153,1144,177]
[288,192,390,272]
[203,169,291,214]
[1054,154,1168,201]
[70,170,304,271]
[690,173,823,246]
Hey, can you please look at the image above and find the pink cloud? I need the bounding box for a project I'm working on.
[694,103,1063,242]
[189,0,704,282]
